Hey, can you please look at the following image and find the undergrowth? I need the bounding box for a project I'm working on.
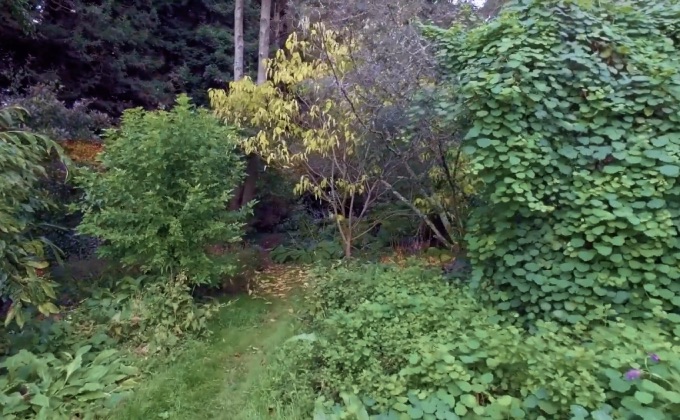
[273,262,680,419]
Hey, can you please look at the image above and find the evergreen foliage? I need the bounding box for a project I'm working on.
[0,0,262,114]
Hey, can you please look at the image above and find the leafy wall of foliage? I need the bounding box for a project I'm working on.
[428,0,680,324]
[77,95,250,285]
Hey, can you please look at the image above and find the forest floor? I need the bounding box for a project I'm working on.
[110,266,311,420]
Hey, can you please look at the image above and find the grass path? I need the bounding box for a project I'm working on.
[111,296,308,420]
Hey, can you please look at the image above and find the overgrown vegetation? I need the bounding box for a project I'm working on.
[278,262,679,419]
[0,104,65,327]
[2,0,680,419]
[427,0,680,324]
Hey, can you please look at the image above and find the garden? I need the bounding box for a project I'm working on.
[1,0,679,419]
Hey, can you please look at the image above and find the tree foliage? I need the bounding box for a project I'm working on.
[428,0,680,324]
[285,0,485,249]
[210,25,400,258]
[0,0,262,114]
[0,105,65,327]
[77,95,249,285]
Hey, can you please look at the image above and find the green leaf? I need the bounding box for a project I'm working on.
[497,396,512,407]
[577,250,596,261]
[658,165,679,176]
[408,406,424,419]
[477,138,493,148]
[634,391,654,404]
[594,244,612,256]
[480,373,494,384]
[30,394,50,408]
[610,376,632,393]
[460,394,476,408]
[454,403,467,416]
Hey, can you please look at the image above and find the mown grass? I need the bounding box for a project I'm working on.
[110,296,310,420]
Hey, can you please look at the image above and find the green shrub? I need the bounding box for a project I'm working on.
[0,345,138,419]
[425,0,680,324]
[3,83,111,141]
[0,105,67,327]
[77,95,250,285]
[62,273,220,355]
[278,263,679,419]
[107,273,221,354]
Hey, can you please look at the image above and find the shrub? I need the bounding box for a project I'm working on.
[77,95,251,285]
[278,263,680,419]
[0,105,66,327]
[103,273,221,354]
[426,0,680,323]
[2,83,111,141]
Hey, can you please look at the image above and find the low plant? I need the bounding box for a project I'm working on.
[0,345,138,419]
[75,273,221,355]
[270,240,344,264]
[276,262,680,419]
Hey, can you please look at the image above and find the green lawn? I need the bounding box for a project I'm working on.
[110,296,310,420]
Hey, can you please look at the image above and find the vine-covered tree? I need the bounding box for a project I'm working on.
[429,0,680,324]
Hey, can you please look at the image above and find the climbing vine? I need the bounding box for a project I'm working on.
[429,0,680,324]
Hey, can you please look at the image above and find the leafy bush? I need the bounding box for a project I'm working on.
[0,105,66,326]
[426,0,680,323]
[277,263,679,419]
[77,95,250,285]
[107,273,221,354]
[2,83,111,141]
[0,345,138,419]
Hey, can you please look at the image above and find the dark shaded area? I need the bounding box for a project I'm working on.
[1,0,263,115]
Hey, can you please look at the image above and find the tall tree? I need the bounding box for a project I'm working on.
[234,0,245,81]
[234,0,274,211]
[257,0,272,84]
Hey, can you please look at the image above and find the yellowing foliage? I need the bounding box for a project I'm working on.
[209,24,367,200]
[61,140,103,165]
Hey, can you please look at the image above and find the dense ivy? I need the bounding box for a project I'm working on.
[429,0,680,324]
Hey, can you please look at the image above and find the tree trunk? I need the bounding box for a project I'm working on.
[257,0,272,85]
[235,0,272,213]
[234,0,244,81]
[239,153,259,207]
[229,0,246,211]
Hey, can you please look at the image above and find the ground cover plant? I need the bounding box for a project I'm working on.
[276,262,680,419]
